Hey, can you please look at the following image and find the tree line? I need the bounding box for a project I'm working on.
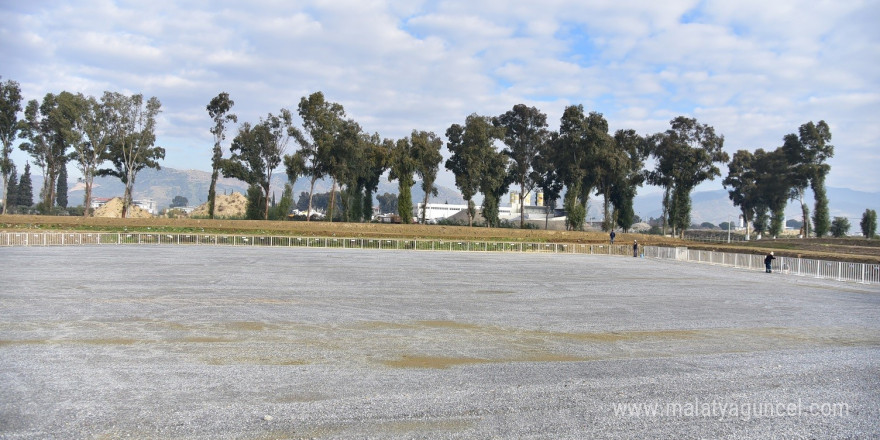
[1,76,875,238]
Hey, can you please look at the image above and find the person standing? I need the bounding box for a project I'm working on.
[764,251,776,273]
[610,230,616,244]
[632,240,638,258]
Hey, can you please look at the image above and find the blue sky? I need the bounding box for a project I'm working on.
[2,0,878,196]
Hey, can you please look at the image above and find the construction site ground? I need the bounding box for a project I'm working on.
[1,245,878,439]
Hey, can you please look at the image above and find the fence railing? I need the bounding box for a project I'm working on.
[2,232,877,285]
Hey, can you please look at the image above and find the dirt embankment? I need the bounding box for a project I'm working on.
[1,214,878,264]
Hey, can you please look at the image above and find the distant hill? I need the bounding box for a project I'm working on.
[58,167,464,211]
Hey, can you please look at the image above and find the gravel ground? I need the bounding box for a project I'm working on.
[1,246,879,439]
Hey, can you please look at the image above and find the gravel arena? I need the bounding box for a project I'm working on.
[1,246,878,439]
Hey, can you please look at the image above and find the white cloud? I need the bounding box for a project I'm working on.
[1,0,877,194]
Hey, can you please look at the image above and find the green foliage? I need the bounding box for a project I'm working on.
[207,92,237,219]
[860,209,877,239]
[170,195,188,208]
[445,114,504,227]
[494,104,549,227]
[16,162,33,208]
[245,184,266,220]
[411,130,443,223]
[4,163,17,212]
[56,163,68,208]
[830,216,850,238]
[97,92,164,218]
[1,77,23,214]
[377,192,397,214]
[648,116,728,237]
[811,179,830,237]
[269,183,294,221]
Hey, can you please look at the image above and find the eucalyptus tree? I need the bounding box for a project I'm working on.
[494,104,549,228]
[723,150,758,239]
[98,92,164,218]
[388,136,417,224]
[647,116,728,237]
[358,133,390,222]
[782,121,834,236]
[590,119,629,232]
[554,106,588,230]
[206,92,237,219]
[74,94,113,216]
[609,129,648,232]
[554,105,603,231]
[479,145,510,228]
[753,148,790,237]
[327,118,363,222]
[0,77,23,214]
[293,92,345,220]
[224,109,298,220]
[533,131,564,229]
[19,94,60,210]
[445,114,502,226]
[411,130,443,224]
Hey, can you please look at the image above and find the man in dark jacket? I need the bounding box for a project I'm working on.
[764,251,776,273]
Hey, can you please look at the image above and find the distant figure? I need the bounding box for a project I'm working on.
[610,231,616,244]
[764,251,776,273]
[632,240,638,258]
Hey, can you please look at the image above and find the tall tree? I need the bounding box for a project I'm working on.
[494,104,549,228]
[74,94,112,216]
[590,119,628,231]
[445,114,502,227]
[723,150,758,239]
[0,77,23,214]
[648,116,728,237]
[98,92,164,218]
[830,217,850,238]
[609,129,648,232]
[4,164,17,212]
[17,161,33,208]
[479,146,510,228]
[20,93,73,211]
[293,92,345,221]
[55,162,68,208]
[553,105,601,231]
[206,92,237,219]
[860,209,877,239]
[388,136,417,224]
[782,121,833,236]
[411,130,443,224]
[753,148,790,238]
[533,131,564,230]
[359,133,390,222]
[223,110,298,220]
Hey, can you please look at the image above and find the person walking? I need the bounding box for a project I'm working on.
[632,240,638,258]
[764,251,776,273]
[610,231,616,244]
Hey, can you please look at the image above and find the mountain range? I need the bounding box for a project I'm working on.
[36,167,879,225]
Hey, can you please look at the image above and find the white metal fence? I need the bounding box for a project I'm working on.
[2,232,878,285]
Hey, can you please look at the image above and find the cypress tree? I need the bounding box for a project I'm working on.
[17,162,34,208]
[56,163,68,209]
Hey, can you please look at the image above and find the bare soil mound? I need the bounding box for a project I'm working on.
[190,193,248,218]
[93,198,153,218]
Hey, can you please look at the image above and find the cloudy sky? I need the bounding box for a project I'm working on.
[2,0,878,195]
